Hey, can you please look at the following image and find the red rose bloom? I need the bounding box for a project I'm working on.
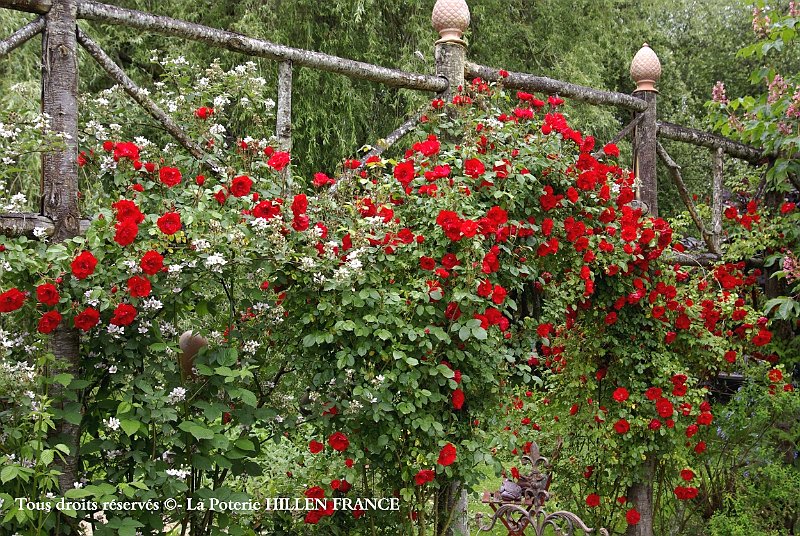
[36,284,60,306]
[614,419,630,434]
[452,388,465,410]
[414,469,436,486]
[626,508,641,525]
[612,387,629,402]
[309,440,324,454]
[328,432,349,452]
[157,212,182,235]
[768,368,783,383]
[112,199,145,224]
[305,486,325,499]
[267,151,291,171]
[694,441,707,454]
[230,175,253,197]
[74,307,100,331]
[127,276,152,298]
[445,301,462,321]
[71,251,98,280]
[393,160,416,187]
[437,443,457,466]
[680,469,695,481]
[645,387,662,401]
[114,219,139,247]
[420,256,436,270]
[752,329,772,346]
[140,251,164,275]
[585,493,600,508]
[159,166,182,187]
[37,310,62,334]
[110,303,137,326]
[648,419,662,430]
[291,194,308,216]
[464,158,485,178]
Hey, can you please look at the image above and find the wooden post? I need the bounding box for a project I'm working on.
[276,60,292,189]
[711,148,724,253]
[432,0,469,99]
[630,44,661,217]
[41,0,81,500]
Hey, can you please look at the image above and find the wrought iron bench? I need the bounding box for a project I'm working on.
[476,443,609,536]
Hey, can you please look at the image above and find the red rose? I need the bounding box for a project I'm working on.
[445,301,462,321]
[414,469,436,486]
[313,172,335,188]
[194,106,213,119]
[309,440,324,454]
[645,387,662,401]
[420,256,436,271]
[328,432,349,452]
[437,443,457,466]
[680,469,694,481]
[114,220,139,247]
[292,215,310,231]
[267,151,291,171]
[585,493,600,508]
[140,251,164,275]
[612,387,629,402]
[127,276,152,298]
[781,201,796,214]
[626,508,641,525]
[604,311,618,325]
[648,419,662,430]
[614,419,630,434]
[36,283,60,306]
[686,424,699,438]
[464,158,485,178]
[694,441,707,454]
[752,329,772,347]
[393,160,416,187]
[253,200,282,220]
[113,141,140,161]
[768,368,783,383]
[291,194,308,216]
[71,251,98,280]
[305,486,325,499]
[452,388,465,410]
[214,189,228,205]
[441,253,460,270]
[157,212,182,235]
[37,310,62,334]
[656,397,674,418]
[491,285,507,305]
[723,350,736,363]
[110,303,137,326]
[112,199,144,224]
[697,412,713,426]
[74,307,100,331]
[230,175,253,197]
[158,166,182,187]
[603,143,620,157]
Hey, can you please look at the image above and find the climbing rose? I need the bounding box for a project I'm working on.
[158,166,182,187]
[74,307,100,331]
[585,494,600,507]
[680,469,695,481]
[768,368,783,383]
[157,212,182,235]
[36,284,60,306]
[452,388,465,410]
[420,256,436,270]
[645,387,662,401]
[414,469,435,486]
[614,419,630,434]
[752,329,772,346]
[230,175,253,197]
[71,251,98,280]
[437,443,457,466]
[140,251,164,275]
[393,160,416,186]
[37,310,62,334]
[694,441,707,454]
[612,387,629,402]
[114,220,139,247]
[127,276,152,298]
[0,288,26,313]
[603,143,620,157]
[267,151,291,171]
[464,158,485,178]
[328,432,349,452]
[194,106,213,119]
[626,509,641,525]
[110,303,137,326]
[308,440,324,454]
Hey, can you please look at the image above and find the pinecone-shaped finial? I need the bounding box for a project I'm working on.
[432,0,470,45]
[630,43,662,92]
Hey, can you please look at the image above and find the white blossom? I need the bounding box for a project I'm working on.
[104,417,121,431]
[167,386,186,404]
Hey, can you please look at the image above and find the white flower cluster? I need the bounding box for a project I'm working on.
[167,386,186,404]
[242,340,260,355]
[165,467,191,479]
[2,192,28,213]
[104,417,121,431]
[141,297,163,312]
[204,253,227,273]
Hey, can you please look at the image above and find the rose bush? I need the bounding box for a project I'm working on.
[0,55,797,536]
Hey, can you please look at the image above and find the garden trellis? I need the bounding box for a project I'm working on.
[0,0,780,533]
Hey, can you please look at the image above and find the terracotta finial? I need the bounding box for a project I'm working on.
[432,0,470,45]
[630,43,662,93]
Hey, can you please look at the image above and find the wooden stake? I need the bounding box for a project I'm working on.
[634,91,658,216]
[0,16,44,57]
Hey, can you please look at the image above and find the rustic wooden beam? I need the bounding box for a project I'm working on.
[465,62,649,111]
[0,212,89,237]
[657,121,763,164]
[0,0,51,14]
[711,148,724,254]
[657,142,720,255]
[666,251,764,269]
[77,28,223,174]
[41,0,81,504]
[0,16,44,57]
[76,0,448,93]
[591,114,643,159]
[361,110,423,164]
[275,60,292,190]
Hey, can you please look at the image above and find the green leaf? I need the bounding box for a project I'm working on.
[119,419,141,437]
[1,465,18,484]
[178,421,214,440]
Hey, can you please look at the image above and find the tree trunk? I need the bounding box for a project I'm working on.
[626,458,656,536]
[437,481,469,536]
